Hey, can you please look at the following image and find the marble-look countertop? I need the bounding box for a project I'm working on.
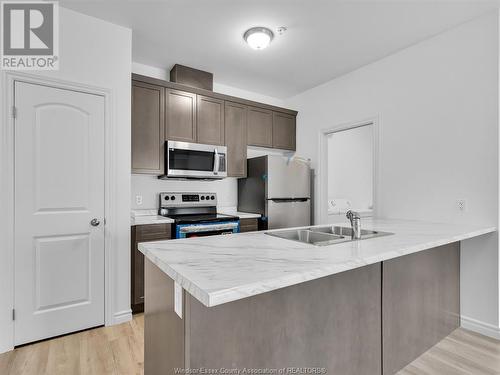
[131,208,259,225]
[131,210,174,226]
[218,207,261,219]
[138,218,496,307]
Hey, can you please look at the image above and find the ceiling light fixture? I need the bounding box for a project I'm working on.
[243,27,274,50]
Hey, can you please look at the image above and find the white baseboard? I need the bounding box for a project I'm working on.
[111,309,133,325]
[461,315,500,340]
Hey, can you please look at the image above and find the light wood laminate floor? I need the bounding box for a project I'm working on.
[1,314,498,375]
[0,314,144,375]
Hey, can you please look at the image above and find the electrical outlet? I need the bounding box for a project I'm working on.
[457,199,466,212]
[135,195,143,206]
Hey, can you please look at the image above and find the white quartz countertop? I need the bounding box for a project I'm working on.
[218,207,261,219]
[138,218,496,307]
[131,208,259,225]
[131,210,174,226]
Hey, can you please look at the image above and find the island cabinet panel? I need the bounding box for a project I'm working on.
[196,95,225,145]
[247,106,273,148]
[273,111,296,150]
[224,101,248,177]
[185,263,382,374]
[166,89,197,142]
[145,259,184,375]
[131,81,165,174]
[131,224,172,313]
[382,242,460,375]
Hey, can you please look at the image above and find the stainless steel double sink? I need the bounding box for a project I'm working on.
[266,225,393,246]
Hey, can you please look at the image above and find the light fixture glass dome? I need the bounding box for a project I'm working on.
[244,27,274,50]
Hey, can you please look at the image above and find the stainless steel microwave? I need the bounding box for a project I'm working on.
[159,141,227,179]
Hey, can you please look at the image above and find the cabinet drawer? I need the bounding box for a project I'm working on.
[136,223,172,241]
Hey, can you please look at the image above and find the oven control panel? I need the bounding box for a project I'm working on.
[160,192,217,208]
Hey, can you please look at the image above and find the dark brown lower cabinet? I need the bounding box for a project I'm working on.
[131,223,172,313]
[239,217,258,232]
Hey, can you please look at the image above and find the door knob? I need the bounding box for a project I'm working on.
[90,218,100,227]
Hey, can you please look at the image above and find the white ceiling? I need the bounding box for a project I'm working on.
[60,0,499,98]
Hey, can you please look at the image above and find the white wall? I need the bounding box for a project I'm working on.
[132,62,286,107]
[131,62,289,210]
[327,125,373,211]
[286,12,499,333]
[0,7,132,353]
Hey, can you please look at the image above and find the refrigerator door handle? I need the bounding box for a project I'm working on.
[269,198,309,203]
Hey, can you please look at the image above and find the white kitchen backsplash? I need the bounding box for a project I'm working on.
[131,147,292,210]
[131,174,238,209]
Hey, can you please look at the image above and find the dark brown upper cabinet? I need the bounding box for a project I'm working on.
[197,95,225,145]
[273,112,296,150]
[131,81,165,174]
[131,74,297,176]
[247,106,273,148]
[166,89,197,142]
[224,101,248,177]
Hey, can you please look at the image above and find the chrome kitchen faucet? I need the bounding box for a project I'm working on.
[346,210,362,239]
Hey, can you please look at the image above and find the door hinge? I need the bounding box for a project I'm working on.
[12,106,17,119]
[12,309,15,321]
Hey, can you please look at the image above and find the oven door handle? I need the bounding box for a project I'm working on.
[213,148,220,175]
[179,222,239,234]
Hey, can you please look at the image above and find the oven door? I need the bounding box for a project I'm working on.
[176,221,240,239]
[166,141,227,179]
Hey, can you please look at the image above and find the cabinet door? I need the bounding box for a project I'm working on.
[131,224,172,312]
[239,218,258,232]
[247,106,273,148]
[131,81,165,174]
[225,101,247,177]
[273,112,296,150]
[166,89,197,142]
[197,95,225,145]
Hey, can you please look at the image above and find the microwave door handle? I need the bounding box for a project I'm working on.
[213,148,220,175]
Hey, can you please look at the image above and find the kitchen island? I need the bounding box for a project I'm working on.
[139,219,495,375]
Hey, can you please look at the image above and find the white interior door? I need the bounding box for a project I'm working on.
[14,81,105,345]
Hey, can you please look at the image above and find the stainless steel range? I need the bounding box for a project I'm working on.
[159,192,240,239]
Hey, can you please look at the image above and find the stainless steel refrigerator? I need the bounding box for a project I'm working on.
[238,155,311,229]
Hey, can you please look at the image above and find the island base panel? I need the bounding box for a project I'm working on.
[382,242,460,374]
[144,242,460,375]
[144,259,184,375]
[145,259,382,375]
